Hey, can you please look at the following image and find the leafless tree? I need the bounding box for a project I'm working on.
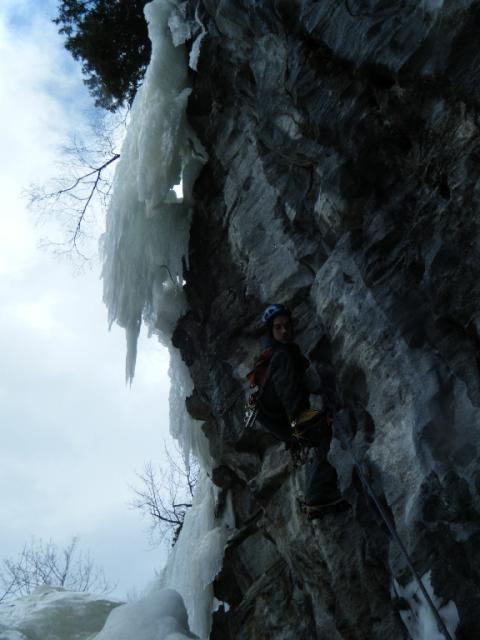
[0,537,112,603]
[26,111,127,263]
[130,445,200,547]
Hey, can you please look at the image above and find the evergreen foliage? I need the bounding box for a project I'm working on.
[54,0,151,111]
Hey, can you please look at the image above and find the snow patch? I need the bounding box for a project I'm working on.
[393,572,459,640]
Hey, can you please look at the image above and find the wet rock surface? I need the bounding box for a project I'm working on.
[173,1,480,637]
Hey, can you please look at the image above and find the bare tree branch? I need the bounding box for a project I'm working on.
[130,444,199,547]
[26,110,127,263]
[0,537,113,602]
[28,152,119,261]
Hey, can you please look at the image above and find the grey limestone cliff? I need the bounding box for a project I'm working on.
[171,1,480,638]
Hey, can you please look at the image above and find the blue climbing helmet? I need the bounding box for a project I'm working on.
[262,303,291,326]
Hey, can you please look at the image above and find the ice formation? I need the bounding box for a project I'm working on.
[160,474,233,638]
[0,586,120,640]
[102,0,206,381]
[393,573,459,640]
[0,586,201,640]
[101,1,225,638]
[101,0,208,466]
[94,588,198,640]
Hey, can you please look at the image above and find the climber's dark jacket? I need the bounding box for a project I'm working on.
[257,340,310,439]
[255,339,341,507]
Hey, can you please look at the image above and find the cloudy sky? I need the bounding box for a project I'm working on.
[0,0,173,598]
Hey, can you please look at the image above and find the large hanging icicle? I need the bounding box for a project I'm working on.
[101,0,208,469]
[102,0,205,383]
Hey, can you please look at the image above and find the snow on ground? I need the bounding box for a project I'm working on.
[0,586,120,640]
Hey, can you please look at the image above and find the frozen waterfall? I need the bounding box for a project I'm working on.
[101,1,229,638]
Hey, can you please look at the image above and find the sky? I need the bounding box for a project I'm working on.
[0,0,173,599]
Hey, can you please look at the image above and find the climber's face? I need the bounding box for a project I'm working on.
[272,315,293,344]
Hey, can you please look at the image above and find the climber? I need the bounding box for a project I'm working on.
[247,303,349,518]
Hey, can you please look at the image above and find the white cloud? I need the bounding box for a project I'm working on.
[0,4,88,274]
[0,6,87,177]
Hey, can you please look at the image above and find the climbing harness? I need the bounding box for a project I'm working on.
[333,410,455,640]
[290,410,333,467]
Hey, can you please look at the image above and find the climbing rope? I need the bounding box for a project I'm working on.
[333,411,454,640]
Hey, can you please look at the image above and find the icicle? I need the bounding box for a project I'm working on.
[102,0,206,381]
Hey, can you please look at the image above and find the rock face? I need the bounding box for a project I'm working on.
[173,1,480,638]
